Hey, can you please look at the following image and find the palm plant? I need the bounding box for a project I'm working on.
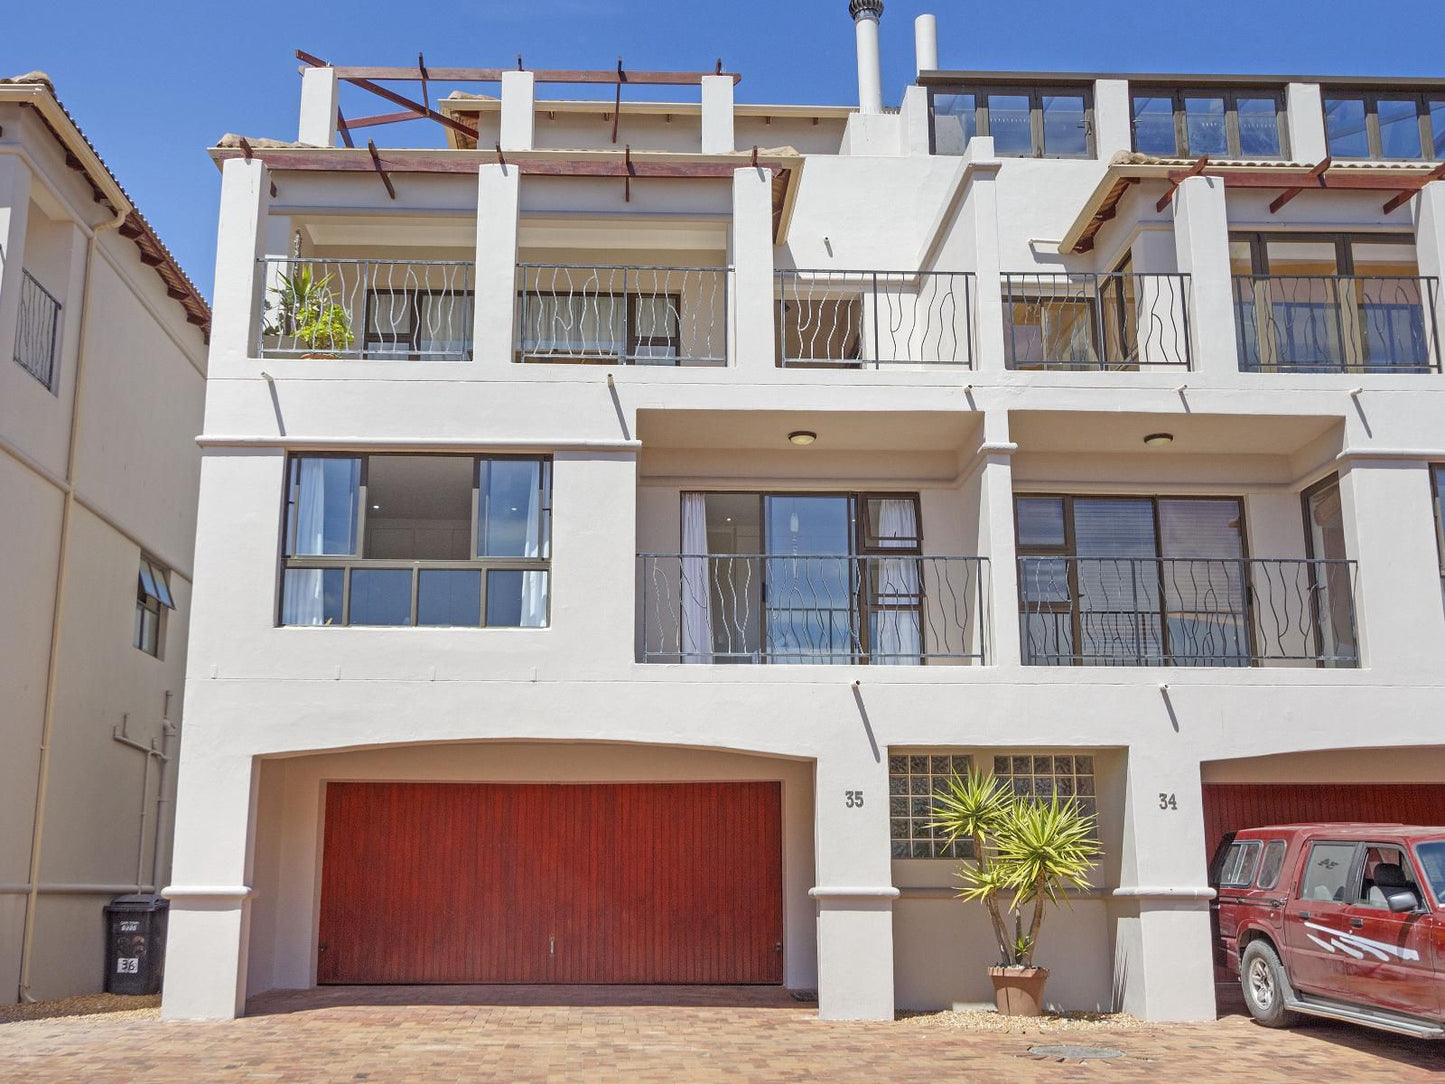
[263,265,355,355]
[931,767,1101,969]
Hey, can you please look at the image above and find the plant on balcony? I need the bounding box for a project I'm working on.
[930,768,1101,1016]
[263,265,354,357]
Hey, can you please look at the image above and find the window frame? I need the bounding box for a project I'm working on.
[1295,839,1365,903]
[278,452,553,629]
[134,556,174,658]
[1322,90,1445,161]
[362,287,475,362]
[1218,840,1263,888]
[1130,86,1289,160]
[1256,839,1289,890]
[517,289,682,365]
[928,84,1095,159]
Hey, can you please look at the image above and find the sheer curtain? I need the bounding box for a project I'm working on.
[873,498,921,664]
[520,464,549,628]
[680,493,712,663]
[282,458,330,625]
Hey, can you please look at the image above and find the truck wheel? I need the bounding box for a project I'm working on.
[1240,941,1301,1028]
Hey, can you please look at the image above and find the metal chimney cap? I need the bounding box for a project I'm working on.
[849,0,884,20]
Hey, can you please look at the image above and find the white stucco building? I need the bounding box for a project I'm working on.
[164,6,1445,1023]
[1,74,210,1002]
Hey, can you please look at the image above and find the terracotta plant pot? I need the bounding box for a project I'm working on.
[988,966,1049,1016]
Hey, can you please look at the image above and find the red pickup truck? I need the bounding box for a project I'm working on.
[1212,823,1445,1040]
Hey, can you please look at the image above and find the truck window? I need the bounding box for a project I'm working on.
[1256,840,1287,889]
[1299,841,1359,902]
[1354,845,1421,908]
[1218,840,1262,887]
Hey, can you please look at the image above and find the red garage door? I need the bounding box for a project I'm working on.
[1202,783,1445,861]
[317,781,784,985]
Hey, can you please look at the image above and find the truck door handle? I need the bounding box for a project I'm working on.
[1349,918,1364,929]
[1298,911,1311,919]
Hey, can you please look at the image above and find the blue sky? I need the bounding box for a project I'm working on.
[5,0,1442,299]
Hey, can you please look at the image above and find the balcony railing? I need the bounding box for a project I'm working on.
[1017,556,1358,667]
[638,553,989,664]
[257,258,474,360]
[517,264,728,366]
[1002,272,1192,370]
[775,270,973,367]
[1232,275,1441,373]
[14,269,61,390]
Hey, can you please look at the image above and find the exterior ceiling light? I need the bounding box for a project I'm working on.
[788,431,818,446]
[1143,433,1174,447]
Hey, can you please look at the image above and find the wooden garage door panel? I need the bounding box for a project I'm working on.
[1202,783,1445,862]
[318,781,783,985]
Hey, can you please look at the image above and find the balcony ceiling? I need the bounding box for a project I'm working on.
[637,409,983,453]
[1009,411,1339,457]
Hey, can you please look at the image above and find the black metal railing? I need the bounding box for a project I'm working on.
[517,264,728,366]
[638,553,988,664]
[1017,556,1358,667]
[1233,275,1441,373]
[257,258,474,360]
[1002,272,1192,370]
[775,270,974,367]
[14,269,62,389]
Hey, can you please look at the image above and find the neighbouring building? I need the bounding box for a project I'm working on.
[163,4,1445,1023]
[1,74,210,1001]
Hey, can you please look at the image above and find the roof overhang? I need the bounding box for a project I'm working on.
[918,69,1445,91]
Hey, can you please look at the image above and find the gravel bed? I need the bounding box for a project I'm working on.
[0,993,160,1025]
[899,1007,1146,1034]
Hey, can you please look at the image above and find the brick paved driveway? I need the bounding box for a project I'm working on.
[2,985,1441,1082]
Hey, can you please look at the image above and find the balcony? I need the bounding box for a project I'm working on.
[1232,275,1441,373]
[1017,556,1358,667]
[1002,272,1191,371]
[775,270,973,368]
[14,268,62,390]
[257,257,474,361]
[517,264,728,366]
[638,553,989,665]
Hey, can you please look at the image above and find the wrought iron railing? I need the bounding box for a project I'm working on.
[516,264,728,366]
[638,553,989,664]
[1001,272,1192,370]
[14,269,62,389]
[774,270,974,367]
[1017,556,1358,667]
[1232,275,1441,373]
[257,258,474,360]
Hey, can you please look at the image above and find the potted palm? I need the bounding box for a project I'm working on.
[931,768,1101,1016]
[263,265,355,358]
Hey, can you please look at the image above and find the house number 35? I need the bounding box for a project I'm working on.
[845,790,865,808]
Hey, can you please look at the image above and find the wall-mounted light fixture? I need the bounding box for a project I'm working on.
[788,430,818,446]
[1143,432,1174,447]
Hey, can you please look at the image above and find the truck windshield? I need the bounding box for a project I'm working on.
[1415,841,1445,905]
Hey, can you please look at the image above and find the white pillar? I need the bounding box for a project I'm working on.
[1413,181,1445,373]
[297,67,339,148]
[851,2,884,115]
[1093,80,1133,160]
[898,85,932,156]
[700,75,735,155]
[209,158,270,373]
[730,166,775,370]
[1171,175,1237,379]
[977,410,1021,667]
[913,14,938,75]
[500,71,536,152]
[0,155,34,370]
[959,139,1005,374]
[1286,83,1328,163]
[475,163,520,367]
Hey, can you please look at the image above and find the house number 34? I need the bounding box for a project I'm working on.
[844,790,865,808]
[1159,793,1178,810]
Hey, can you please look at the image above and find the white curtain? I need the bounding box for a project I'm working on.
[281,458,331,626]
[520,462,549,627]
[873,498,921,664]
[680,493,712,663]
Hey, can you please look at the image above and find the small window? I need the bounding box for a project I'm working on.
[134,557,175,657]
[1432,466,1445,599]
[1355,845,1422,908]
[1218,840,1262,887]
[1130,88,1285,159]
[1299,841,1359,903]
[930,85,1094,159]
[1015,497,1066,548]
[1256,840,1288,890]
[1324,91,1440,160]
[889,752,973,859]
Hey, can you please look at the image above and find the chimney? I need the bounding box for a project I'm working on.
[849,0,884,115]
[914,14,938,76]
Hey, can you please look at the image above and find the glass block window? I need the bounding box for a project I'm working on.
[992,753,1096,819]
[889,752,973,859]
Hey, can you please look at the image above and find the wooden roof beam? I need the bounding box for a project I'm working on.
[1269,156,1331,214]
[1156,155,1209,213]
[296,49,740,85]
[1383,161,1445,214]
[366,139,396,200]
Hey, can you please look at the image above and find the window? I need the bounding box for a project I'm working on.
[1323,91,1445,160]
[991,753,1096,820]
[518,291,681,365]
[14,269,62,391]
[1298,841,1359,903]
[1131,88,1286,159]
[1218,840,1262,888]
[364,289,472,360]
[1432,466,1445,604]
[930,85,1093,158]
[134,557,174,657]
[1302,474,1358,666]
[889,752,972,858]
[280,454,551,628]
[1257,840,1288,890]
[1354,845,1422,908]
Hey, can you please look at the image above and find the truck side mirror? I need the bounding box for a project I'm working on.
[1383,887,1420,913]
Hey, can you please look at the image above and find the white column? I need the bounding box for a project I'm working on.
[161,753,260,1019]
[1171,175,1237,379]
[977,410,1021,667]
[297,67,339,148]
[0,155,34,368]
[1093,80,1133,160]
[500,71,536,152]
[811,744,896,1020]
[1413,181,1445,374]
[913,14,938,75]
[852,6,883,115]
[959,139,1005,374]
[700,75,735,155]
[1286,83,1328,162]
[209,158,270,373]
[730,166,775,371]
[474,163,520,367]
